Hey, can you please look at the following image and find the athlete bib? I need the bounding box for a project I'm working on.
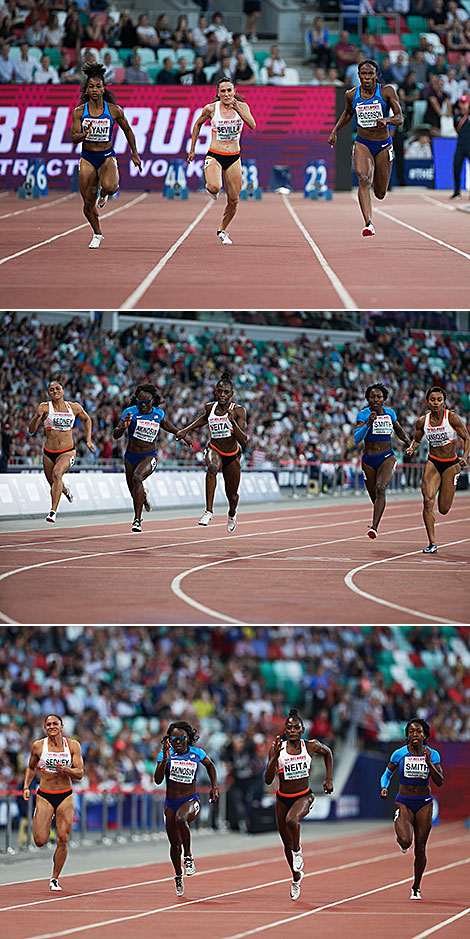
[133,418,160,443]
[169,759,198,784]
[403,754,428,781]
[356,101,384,128]
[83,117,112,142]
[282,758,310,781]
[372,414,394,435]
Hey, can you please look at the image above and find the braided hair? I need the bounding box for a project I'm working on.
[284,708,304,730]
[79,62,117,104]
[162,721,199,746]
[365,383,389,402]
[129,384,162,407]
[405,718,431,741]
[216,370,234,391]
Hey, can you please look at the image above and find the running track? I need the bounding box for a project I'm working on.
[0,824,469,939]
[0,497,468,624]
[1,190,470,309]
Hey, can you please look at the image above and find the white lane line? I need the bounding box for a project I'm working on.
[420,194,457,212]
[119,201,213,309]
[409,908,470,939]
[344,538,470,624]
[0,194,76,221]
[374,207,470,260]
[0,193,148,265]
[17,856,470,939]
[281,195,358,310]
[170,517,470,624]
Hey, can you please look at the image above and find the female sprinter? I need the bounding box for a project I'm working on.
[264,708,333,901]
[28,380,94,524]
[70,62,142,248]
[113,383,191,532]
[154,721,218,897]
[405,385,469,553]
[187,77,256,245]
[23,714,84,891]
[175,371,248,532]
[380,719,443,900]
[327,59,402,236]
[354,383,411,539]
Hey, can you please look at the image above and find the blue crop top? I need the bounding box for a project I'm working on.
[81,100,114,144]
[156,745,207,786]
[390,745,440,787]
[352,83,390,131]
[121,405,164,446]
[356,405,396,442]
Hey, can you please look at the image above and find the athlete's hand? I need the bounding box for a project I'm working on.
[186,148,195,165]
[376,117,388,127]
[36,402,48,418]
[162,738,170,760]
[405,445,414,457]
[123,413,133,429]
[175,428,186,440]
[459,456,468,467]
[271,735,283,757]
[23,787,30,801]
[132,152,142,171]
[380,787,388,799]
[423,747,432,765]
[180,433,193,448]
[323,778,334,794]
[367,411,377,426]
[209,786,219,803]
[86,441,95,452]
[226,409,237,425]
[327,131,337,148]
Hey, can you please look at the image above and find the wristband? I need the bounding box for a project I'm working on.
[354,422,369,444]
[380,767,394,789]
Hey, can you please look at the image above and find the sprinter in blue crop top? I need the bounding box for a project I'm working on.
[380,719,443,901]
[70,62,142,249]
[327,59,402,237]
[354,382,410,539]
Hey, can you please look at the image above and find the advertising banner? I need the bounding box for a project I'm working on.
[0,85,336,190]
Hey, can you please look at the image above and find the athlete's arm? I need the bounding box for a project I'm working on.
[393,419,411,447]
[23,741,41,800]
[112,105,142,169]
[161,417,192,447]
[72,402,95,452]
[424,748,444,787]
[327,89,354,146]
[380,760,397,798]
[226,405,248,447]
[405,415,426,457]
[28,402,48,434]
[232,98,256,129]
[264,735,283,784]
[71,105,91,144]
[113,412,132,439]
[354,410,376,443]
[175,404,211,439]
[307,739,333,793]
[202,755,219,802]
[154,737,170,784]
[60,740,84,780]
[449,411,470,465]
[377,85,403,128]
[187,104,214,163]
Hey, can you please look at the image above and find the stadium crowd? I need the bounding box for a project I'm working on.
[0,312,469,471]
[0,625,469,799]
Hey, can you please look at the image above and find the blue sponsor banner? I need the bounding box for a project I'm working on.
[404,159,434,187]
[432,137,470,190]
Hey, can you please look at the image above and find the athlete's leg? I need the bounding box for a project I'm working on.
[79,158,101,234]
[204,155,223,196]
[353,141,375,226]
[52,795,74,880]
[205,448,222,512]
[219,160,242,232]
[32,795,55,847]
[394,801,414,852]
[164,807,183,875]
[97,154,120,201]
[361,461,377,504]
[128,454,157,520]
[372,145,393,200]
[370,454,396,531]
[421,461,441,545]
[221,457,241,517]
[412,802,433,892]
[437,462,461,515]
[174,799,200,858]
[49,451,76,513]
[284,793,314,855]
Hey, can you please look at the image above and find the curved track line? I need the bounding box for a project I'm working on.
[344,538,470,624]
[281,195,358,309]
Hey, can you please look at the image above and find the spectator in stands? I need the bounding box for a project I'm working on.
[124,51,150,84]
[223,735,262,831]
[193,14,208,57]
[446,0,468,26]
[173,14,194,50]
[175,55,192,85]
[156,55,176,85]
[13,41,35,82]
[333,29,357,80]
[58,48,81,83]
[361,33,380,62]
[310,708,335,748]
[327,64,343,85]
[233,50,255,84]
[398,70,421,130]
[422,72,451,133]
[155,13,172,48]
[230,32,255,72]
[204,30,220,66]
[427,0,448,37]
[307,16,331,71]
[63,9,82,55]
[136,13,159,51]
[390,52,409,85]
[345,48,366,88]
[447,16,467,52]
[43,12,63,49]
[405,131,433,157]
[192,54,207,84]
[443,66,461,105]
[212,52,233,84]
[33,51,59,83]
[408,49,429,86]
[103,14,119,48]
[117,11,137,50]
[0,422,11,473]
[0,14,16,46]
[379,54,395,85]
[81,48,97,68]
[102,49,114,82]
[84,13,105,48]
[428,52,447,77]
[210,11,231,45]
[244,0,261,43]
[23,12,44,48]
[264,43,286,85]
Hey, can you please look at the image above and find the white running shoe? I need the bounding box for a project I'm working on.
[49,878,62,891]
[63,487,73,504]
[227,515,237,533]
[89,233,104,249]
[132,518,142,533]
[46,510,56,523]
[367,527,377,539]
[206,188,219,201]
[290,871,304,901]
[400,847,408,854]
[410,887,422,900]
[175,874,184,896]
[217,230,232,245]
[423,543,437,554]
[143,487,151,512]
[292,847,304,872]
[184,855,196,876]
[198,510,213,526]
[362,222,375,237]
[97,193,108,209]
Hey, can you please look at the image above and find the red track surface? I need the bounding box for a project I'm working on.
[1,499,469,624]
[0,824,469,939]
[1,190,469,309]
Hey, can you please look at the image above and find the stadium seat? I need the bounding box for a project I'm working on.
[380,34,404,52]
[284,67,300,84]
[420,33,445,53]
[44,47,61,67]
[366,15,391,35]
[253,49,270,67]
[147,65,160,82]
[259,66,268,84]
[412,99,430,128]
[407,16,427,31]
[402,33,420,54]
[9,46,22,60]
[137,47,156,66]
[389,49,408,64]
[29,47,42,60]
[176,48,195,68]
[118,48,134,65]
[63,47,77,66]
[447,51,460,65]
[111,66,125,83]
[100,47,120,64]
[157,48,176,67]
[203,64,219,82]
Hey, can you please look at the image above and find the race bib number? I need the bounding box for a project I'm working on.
[169,759,197,784]
[52,414,74,431]
[372,414,393,435]
[216,122,241,141]
[210,420,231,438]
[403,755,428,780]
[84,118,111,142]
[282,758,310,781]
[356,101,383,128]
[428,429,452,447]
[39,756,69,773]
[133,419,160,443]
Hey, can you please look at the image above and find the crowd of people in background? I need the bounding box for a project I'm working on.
[1,312,469,472]
[0,625,468,816]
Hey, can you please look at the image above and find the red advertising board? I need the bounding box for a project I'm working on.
[0,85,336,190]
